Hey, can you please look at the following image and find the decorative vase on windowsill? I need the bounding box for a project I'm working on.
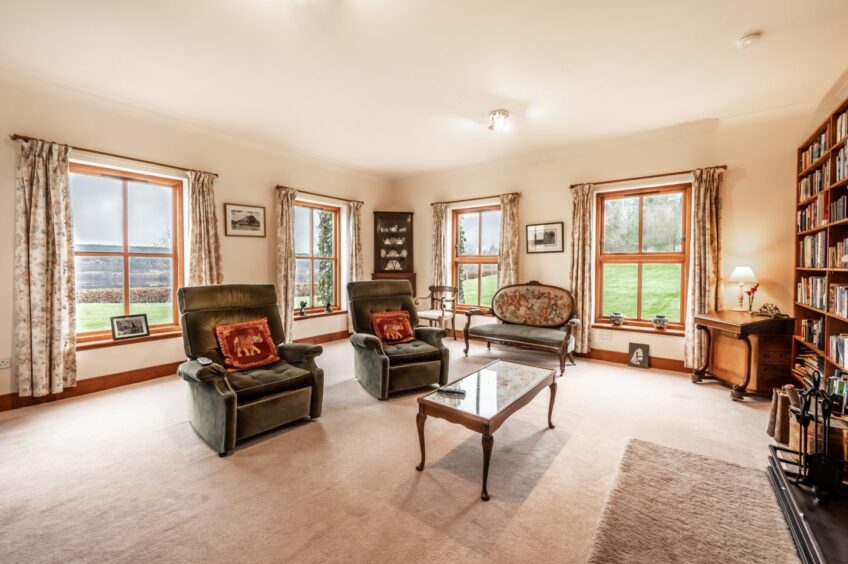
[609,312,625,326]
[652,315,669,331]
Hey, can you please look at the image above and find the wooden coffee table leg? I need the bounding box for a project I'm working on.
[481,434,493,501]
[548,380,557,429]
[416,406,427,471]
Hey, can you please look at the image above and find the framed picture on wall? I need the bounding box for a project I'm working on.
[224,203,266,237]
[526,222,564,253]
[628,343,650,369]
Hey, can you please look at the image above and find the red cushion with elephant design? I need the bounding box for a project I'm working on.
[370,310,415,344]
[214,317,281,372]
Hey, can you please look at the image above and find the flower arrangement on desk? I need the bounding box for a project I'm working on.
[745,283,760,313]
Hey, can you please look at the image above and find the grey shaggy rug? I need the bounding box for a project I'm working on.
[588,439,798,564]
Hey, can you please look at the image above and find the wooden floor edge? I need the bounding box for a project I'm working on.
[0,361,182,412]
[575,349,688,373]
[294,330,351,345]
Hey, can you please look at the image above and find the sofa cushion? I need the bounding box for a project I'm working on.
[227,362,312,401]
[383,339,441,364]
[469,322,569,348]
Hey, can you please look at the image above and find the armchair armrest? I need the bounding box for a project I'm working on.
[278,342,323,364]
[567,316,580,326]
[178,360,227,384]
[414,326,447,347]
[350,332,385,353]
[465,308,492,317]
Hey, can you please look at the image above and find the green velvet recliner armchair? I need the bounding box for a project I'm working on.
[348,280,449,400]
[177,284,324,456]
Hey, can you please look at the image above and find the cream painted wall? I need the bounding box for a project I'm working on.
[0,76,393,395]
[395,113,814,361]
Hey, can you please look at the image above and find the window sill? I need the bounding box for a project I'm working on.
[293,309,348,321]
[77,330,183,351]
[592,322,684,337]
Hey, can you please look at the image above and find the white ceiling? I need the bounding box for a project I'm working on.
[1,0,847,178]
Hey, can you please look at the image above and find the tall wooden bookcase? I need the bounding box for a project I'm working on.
[793,96,848,386]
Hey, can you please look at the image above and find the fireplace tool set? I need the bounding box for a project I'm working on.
[772,371,846,502]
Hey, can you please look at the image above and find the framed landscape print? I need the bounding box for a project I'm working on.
[526,222,564,253]
[225,203,266,237]
[110,314,150,341]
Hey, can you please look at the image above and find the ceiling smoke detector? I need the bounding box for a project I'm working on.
[488,109,511,132]
[737,32,762,50]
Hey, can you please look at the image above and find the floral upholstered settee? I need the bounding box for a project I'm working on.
[463,281,579,374]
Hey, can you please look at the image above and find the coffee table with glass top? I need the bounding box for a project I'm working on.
[415,359,557,501]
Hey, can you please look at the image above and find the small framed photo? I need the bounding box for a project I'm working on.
[526,222,564,253]
[628,343,650,369]
[110,314,150,341]
[225,203,266,237]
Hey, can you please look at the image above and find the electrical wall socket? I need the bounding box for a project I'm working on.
[598,330,612,341]
[0,358,9,370]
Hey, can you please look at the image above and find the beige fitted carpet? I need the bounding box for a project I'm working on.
[588,439,798,564]
[0,340,795,563]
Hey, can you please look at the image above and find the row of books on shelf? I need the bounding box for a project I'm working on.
[795,352,825,383]
[831,193,848,223]
[836,146,848,183]
[831,334,848,367]
[798,161,829,201]
[797,196,827,231]
[798,276,827,309]
[827,235,848,268]
[802,317,824,349]
[800,131,828,170]
[831,283,848,317]
[799,231,827,267]
[837,109,848,141]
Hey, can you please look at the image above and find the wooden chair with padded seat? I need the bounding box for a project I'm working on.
[414,285,458,340]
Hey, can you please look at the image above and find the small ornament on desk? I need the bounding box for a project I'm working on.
[299,301,308,316]
[745,283,760,313]
[753,303,789,318]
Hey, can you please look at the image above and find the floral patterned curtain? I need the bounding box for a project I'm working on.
[187,170,223,286]
[430,203,448,287]
[276,186,298,342]
[348,201,364,282]
[497,193,520,287]
[684,167,723,368]
[569,183,594,353]
[14,139,77,397]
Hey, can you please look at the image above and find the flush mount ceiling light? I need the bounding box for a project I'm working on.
[737,32,762,50]
[488,109,511,132]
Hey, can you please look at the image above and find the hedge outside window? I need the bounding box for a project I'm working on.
[452,205,502,309]
[294,202,340,311]
[595,184,691,328]
[69,163,183,337]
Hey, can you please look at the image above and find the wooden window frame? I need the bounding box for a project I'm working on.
[294,201,341,313]
[452,204,501,311]
[71,162,184,343]
[594,183,691,330]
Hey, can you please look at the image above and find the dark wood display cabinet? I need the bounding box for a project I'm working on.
[372,211,415,294]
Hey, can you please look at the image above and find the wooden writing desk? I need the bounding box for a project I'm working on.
[692,311,793,400]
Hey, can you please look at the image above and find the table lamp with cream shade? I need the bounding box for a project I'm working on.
[729,266,757,311]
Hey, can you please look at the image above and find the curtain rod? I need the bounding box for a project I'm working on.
[431,191,519,206]
[10,133,219,178]
[278,186,364,205]
[570,166,727,189]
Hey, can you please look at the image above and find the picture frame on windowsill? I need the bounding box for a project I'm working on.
[526,222,564,253]
[110,314,150,341]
